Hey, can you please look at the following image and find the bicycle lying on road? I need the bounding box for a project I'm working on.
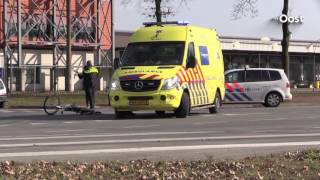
[43,94,101,115]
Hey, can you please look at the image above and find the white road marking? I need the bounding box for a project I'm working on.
[0,136,231,148]
[30,123,48,126]
[0,124,10,127]
[0,131,215,141]
[63,121,81,124]
[0,109,41,113]
[47,129,93,133]
[124,125,160,129]
[2,133,320,148]
[0,110,14,113]
[1,141,320,158]
[306,116,320,119]
[259,118,287,121]
[193,122,224,125]
[253,130,276,133]
[199,114,217,117]
[223,113,270,116]
[94,120,113,123]
[193,118,288,125]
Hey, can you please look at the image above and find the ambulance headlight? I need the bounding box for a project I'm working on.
[161,76,179,90]
[110,79,121,90]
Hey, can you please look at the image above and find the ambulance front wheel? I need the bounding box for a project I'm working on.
[209,91,221,114]
[174,92,190,118]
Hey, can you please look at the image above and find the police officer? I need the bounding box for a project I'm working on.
[78,60,99,109]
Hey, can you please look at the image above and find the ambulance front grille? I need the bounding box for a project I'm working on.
[120,80,161,92]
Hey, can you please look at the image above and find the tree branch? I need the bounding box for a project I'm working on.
[231,0,258,20]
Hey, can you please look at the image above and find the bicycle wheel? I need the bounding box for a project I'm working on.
[43,95,61,115]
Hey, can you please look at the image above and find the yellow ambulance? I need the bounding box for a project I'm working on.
[109,21,225,118]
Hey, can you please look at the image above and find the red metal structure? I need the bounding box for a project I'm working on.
[0,0,113,92]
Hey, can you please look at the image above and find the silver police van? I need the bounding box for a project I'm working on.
[224,68,292,107]
[0,78,7,108]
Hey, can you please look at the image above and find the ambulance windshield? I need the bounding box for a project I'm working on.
[120,42,185,66]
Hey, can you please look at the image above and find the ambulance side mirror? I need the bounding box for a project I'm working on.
[113,58,120,70]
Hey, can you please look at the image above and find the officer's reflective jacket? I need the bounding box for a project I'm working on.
[79,66,99,89]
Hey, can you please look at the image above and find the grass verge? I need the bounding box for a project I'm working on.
[6,92,110,107]
[0,150,320,179]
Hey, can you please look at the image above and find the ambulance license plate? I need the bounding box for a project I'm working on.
[129,100,149,105]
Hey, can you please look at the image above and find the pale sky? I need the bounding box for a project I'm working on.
[115,0,320,41]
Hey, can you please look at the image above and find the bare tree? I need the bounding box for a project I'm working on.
[231,0,258,20]
[232,0,290,75]
[281,0,290,76]
[121,0,190,23]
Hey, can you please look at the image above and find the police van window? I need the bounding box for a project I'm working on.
[269,70,282,81]
[225,71,245,83]
[199,46,209,65]
[261,70,271,81]
[245,70,261,82]
[0,80,3,90]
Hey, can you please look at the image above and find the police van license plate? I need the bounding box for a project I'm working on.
[129,100,149,105]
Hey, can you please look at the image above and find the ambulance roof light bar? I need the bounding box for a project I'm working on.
[143,21,190,27]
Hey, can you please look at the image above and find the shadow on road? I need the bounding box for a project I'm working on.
[1,114,115,121]
[0,113,178,121]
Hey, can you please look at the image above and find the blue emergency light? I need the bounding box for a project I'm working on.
[143,21,190,27]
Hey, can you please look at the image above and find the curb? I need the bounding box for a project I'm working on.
[8,105,113,110]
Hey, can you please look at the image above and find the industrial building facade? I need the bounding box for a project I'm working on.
[0,0,113,92]
[1,0,320,92]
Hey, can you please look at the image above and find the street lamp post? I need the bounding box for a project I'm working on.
[314,40,320,91]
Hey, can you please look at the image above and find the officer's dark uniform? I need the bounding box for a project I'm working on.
[79,64,99,109]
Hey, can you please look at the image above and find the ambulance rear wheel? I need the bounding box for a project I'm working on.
[209,91,221,114]
[175,92,190,118]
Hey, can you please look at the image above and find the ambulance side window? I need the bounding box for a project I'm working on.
[225,71,245,83]
[199,46,209,65]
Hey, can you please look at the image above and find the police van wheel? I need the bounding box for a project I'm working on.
[115,109,132,119]
[175,92,190,118]
[209,91,221,114]
[265,92,281,107]
[0,102,4,108]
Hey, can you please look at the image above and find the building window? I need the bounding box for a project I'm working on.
[26,67,40,84]
[268,55,282,69]
[315,55,320,81]
[289,56,301,83]
[0,68,4,79]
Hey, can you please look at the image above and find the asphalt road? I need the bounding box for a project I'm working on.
[0,104,320,162]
